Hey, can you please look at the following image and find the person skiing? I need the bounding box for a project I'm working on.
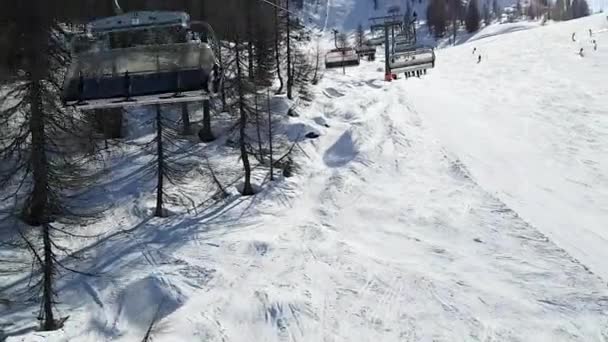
[589,29,593,37]
[579,48,584,57]
[477,55,482,63]
[472,47,477,54]
[572,32,576,41]
[593,40,597,51]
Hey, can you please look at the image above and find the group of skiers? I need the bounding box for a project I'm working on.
[573,28,599,57]
[472,47,482,64]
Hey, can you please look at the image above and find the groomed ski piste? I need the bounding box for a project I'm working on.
[2,4,608,342]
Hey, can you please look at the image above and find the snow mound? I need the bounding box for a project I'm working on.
[116,275,186,330]
[323,130,359,167]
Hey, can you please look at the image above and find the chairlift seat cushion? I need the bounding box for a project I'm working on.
[63,68,211,103]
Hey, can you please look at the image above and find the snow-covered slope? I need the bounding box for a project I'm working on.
[406,14,608,281]
[3,12,608,342]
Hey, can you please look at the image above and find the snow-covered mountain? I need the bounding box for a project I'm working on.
[302,0,606,32]
[2,4,608,342]
[302,0,413,31]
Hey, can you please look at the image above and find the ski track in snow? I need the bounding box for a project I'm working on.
[3,13,608,342]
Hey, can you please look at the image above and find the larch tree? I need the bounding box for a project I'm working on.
[465,0,481,32]
[0,0,104,330]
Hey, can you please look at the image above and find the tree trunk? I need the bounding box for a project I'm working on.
[286,0,293,100]
[180,102,192,135]
[248,41,255,81]
[30,76,57,331]
[24,7,57,330]
[254,93,264,163]
[25,79,49,226]
[41,223,56,331]
[199,99,215,142]
[155,104,164,217]
[267,89,274,181]
[218,43,226,111]
[452,2,457,46]
[235,39,254,196]
[274,0,284,94]
[247,2,255,80]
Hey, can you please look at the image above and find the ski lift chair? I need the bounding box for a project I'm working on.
[62,11,223,110]
[389,47,435,78]
[325,48,360,69]
[356,45,376,61]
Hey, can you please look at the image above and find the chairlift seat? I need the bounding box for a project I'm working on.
[356,45,376,60]
[62,41,220,110]
[389,48,436,74]
[325,48,360,69]
[369,15,404,32]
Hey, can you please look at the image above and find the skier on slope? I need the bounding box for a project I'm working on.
[477,55,482,63]
[572,32,576,41]
[593,40,597,51]
[472,47,477,54]
[579,48,584,57]
[589,29,593,37]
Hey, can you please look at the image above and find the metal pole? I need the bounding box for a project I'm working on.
[333,29,338,48]
[384,25,391,81]
[333,29,345,75]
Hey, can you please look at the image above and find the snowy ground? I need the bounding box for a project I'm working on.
[2,13,608,342]
[406,14,608,281]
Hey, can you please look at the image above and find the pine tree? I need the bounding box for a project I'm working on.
[286,0,293,100]
[493,0,502,19]
[448,0,464,44]
[516,0,522,17]
[572,0,590,18]
[405,1,413,23]
[1,0,104,330]
[483,1,492,25]
[138,103,201,217]
[273,0,285,94]
[565,0,572,19]
[356,24,365,47]
[427,0,448,36]
[552,0,566,20]
[466,0,481,32]
[337,32,349,48]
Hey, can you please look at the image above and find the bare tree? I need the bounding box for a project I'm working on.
[356,24,365,47]
[337,32,349,48]
[274,0,285,94]
[286,0,293,100]
[233,36,255,196]
[266,90,275,181]
[180,103,192,135]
